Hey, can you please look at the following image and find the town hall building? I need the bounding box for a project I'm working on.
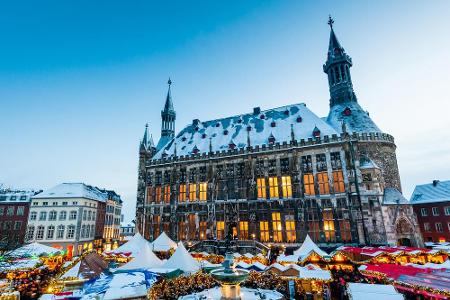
[136,19,422,247]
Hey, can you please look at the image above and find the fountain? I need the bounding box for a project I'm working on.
[210,252,249,300]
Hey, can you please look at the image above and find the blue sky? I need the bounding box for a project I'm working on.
[1,1,449,223]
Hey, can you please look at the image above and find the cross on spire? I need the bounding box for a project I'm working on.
[328,15,334,29]
[167,78,172,86]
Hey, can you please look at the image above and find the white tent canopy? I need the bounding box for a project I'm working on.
[108,233,151,257]
[117,243,163,271]
[347,283,403,300]
[162,242,200,274]
[11,242,62,258]
[151,232,177,252]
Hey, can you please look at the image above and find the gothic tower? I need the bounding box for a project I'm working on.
[156,78,176,150]
[136,123,155,235]
[324,17,381,134]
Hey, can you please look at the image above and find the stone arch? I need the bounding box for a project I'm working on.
[395,216,415,246]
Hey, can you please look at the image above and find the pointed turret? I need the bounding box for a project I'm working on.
[324,16,381,134]
[157,78,177,150]
[140,123,155,152]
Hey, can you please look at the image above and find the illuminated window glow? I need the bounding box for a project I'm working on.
[257,178,266,199]
[269,177,279,199]
[281,176,292,198]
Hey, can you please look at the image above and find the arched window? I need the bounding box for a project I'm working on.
[59,211,67,220]
[49,210,57,221]
[335,66,341,82]
[340,65,346,81]
[57,225,65,239]
[47,225,55,239]
[39,211,47,221]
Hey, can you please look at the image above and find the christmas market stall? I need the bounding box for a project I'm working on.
[56,252,108,291]
[0,243,67,299]
[115,242,163,272]
[336,245,448,265]
[358,263,450,298]
[161,242,200,275]
[104,233,151,263]
[150,232,177,253]
[277,235,330,266]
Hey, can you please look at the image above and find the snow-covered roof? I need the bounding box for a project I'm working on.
[410,180,450,204]
[406,260,450,270]
[293,235,329,262]
[11,242,62,258]
[346,283,403,300]
[383,188,409,205]
[326,101,381,134]
[0,258,41,272]
[151,232,177,252]
[117,243,163,271]
[162,242,200,273]
[61,261,81,280]
[0,190,37,203]
[108,233,151,257]
[153,103,339,159]
[33,183,109,202]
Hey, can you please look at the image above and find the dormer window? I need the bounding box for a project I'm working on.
[270,121,276,128]
[284,110,290,116]
[296,117,303,123]
[202,133,207,139]
[223,130,229,135]
[215,123,220,127]
[268,134,275,144]
[181,137,187,142]
[229,142,236,149]
[260,114,265,119]
[246,126,252,131]
[192,146,199,155]
[343,107,352,116]
[313,127,321,138]
[237,119,242,124]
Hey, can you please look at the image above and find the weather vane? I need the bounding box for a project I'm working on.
[167,77,172,86]
[328,15,334,29]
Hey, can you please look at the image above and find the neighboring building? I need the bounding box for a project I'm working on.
[101,190,122,251]
[26,183,122,256]
[410,180,450,243]
[120,223,136,242]
[0,190,40,251]
[136,18,422,247]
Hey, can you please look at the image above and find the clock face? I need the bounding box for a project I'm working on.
[362,173,372,182]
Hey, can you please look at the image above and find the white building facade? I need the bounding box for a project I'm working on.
[26,183,111,256]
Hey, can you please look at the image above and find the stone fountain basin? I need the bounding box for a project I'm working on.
[210,268,249,285]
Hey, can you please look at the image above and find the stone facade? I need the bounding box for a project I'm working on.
[135,20,422,247]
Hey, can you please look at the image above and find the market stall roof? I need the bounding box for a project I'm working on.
[10,242,62,258]
[337,245,443,259]
[359,264,434,280]
[117,243,163,271]
[107,233,151,257]
[162,242,200,274]
[292,235,329,262]
[0,258,41,272]
[396,270,450,295]
[151,232,177,252]
[61,252,107,280]
[347,283,403,300]
[407,260,450,270]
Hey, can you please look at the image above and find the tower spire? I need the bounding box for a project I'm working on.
[323,16,356,107]
[157,78,177,150]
